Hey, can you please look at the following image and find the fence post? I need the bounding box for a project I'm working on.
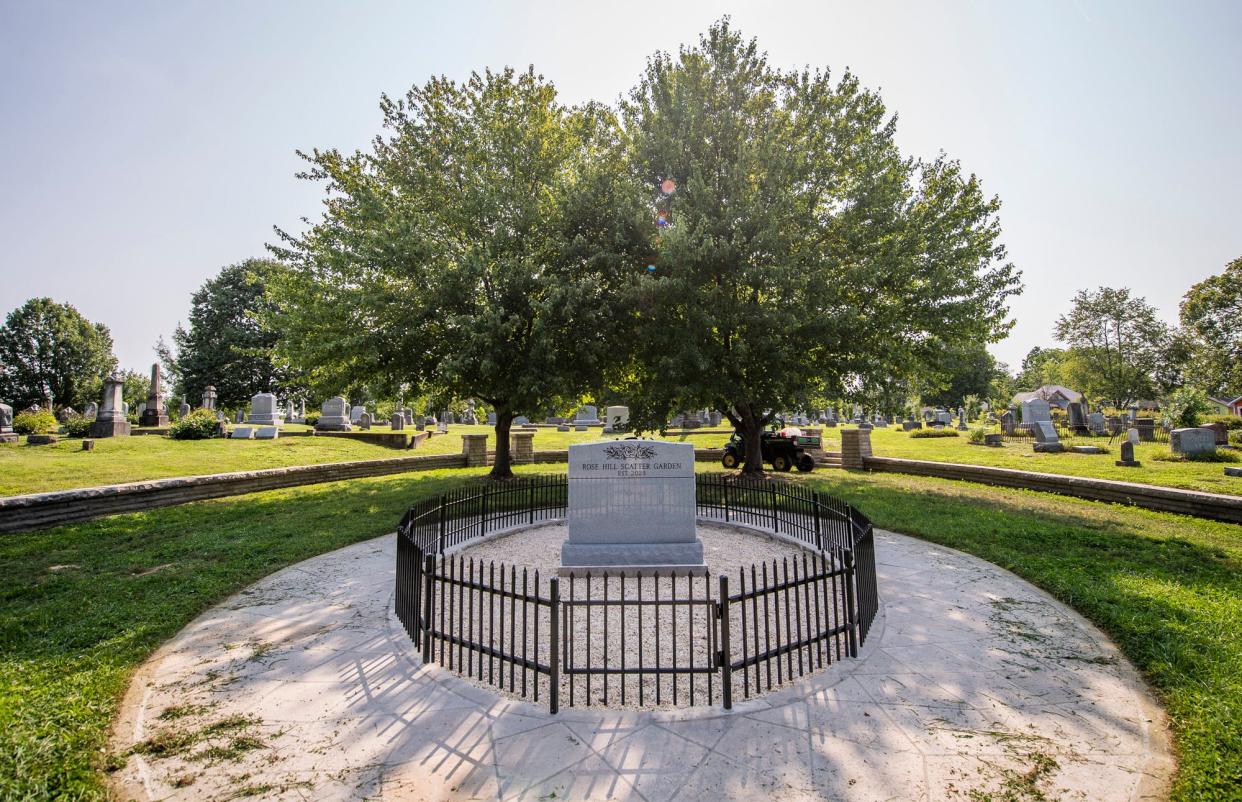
[723,480,731,522]
[718,574,732,710]
[421,554,435,663]
[770,483,779,534]
[812,491,823,551]
[529,481,536,524]
[437,494,447,554]
[480,486,489,539]
[843,548,858,658]
[548,577,560,715]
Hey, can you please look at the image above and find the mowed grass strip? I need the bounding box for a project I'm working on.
[1,466,1238,800]
[0,426,733,497]
[868,425,1242,496]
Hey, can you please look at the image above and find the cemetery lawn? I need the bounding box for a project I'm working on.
[0,426,734,497]
[1,467,1239,800]
[868,426,1242,496]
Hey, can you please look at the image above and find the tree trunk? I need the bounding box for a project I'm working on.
[489,408,516,479]
[729,402,766,475]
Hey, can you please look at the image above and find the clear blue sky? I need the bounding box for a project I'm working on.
[2,0,1239,374]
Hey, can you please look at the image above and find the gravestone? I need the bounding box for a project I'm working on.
[350,406,366,425]
[902,420,918,432]
[514,416,529,425]
[956,407,968,430]
[1127,428,1141,445]
[201,386,217,410]
[444,411,455,425]
[1170,428,1215,457]
[1033,420,1063,452]
[1067,401,1088,434]
[437,421,448,433]
[179,402,191,418]
[999,410,1016,436]
[390,413,404,431]
[137,402,146,417]
[604,405,630,433]
[487,412,497,426]
[0,402,15,443]
[462,400,478,425]
[255,426,279,440]
[560,440,703,574]
[1116,441,1140,467]
[984,433,1003,447]
[90,376,131,437]
[81,439,94,451]
[574,405,601,425]
[57,407,77,423]
[1020,398,1052,424]
[84,402,97,418]
[1202,421,1228,445]
[934,409,953,426]
[359,412,372,430]
[234,410,244,424]
[247,392,284,425]
[1087,412,1107,435]
[1134,418,1155,442]
[1128,405,1139,421]
[315,397,353,431]
[425,416,437,426]
[402,408,413,427]
[1224,466,1242,478]
[708,410,722,427]
[230,426,255,439]
[26,434,58,445]
[558,424,571,432]
[575,424,588,432]
[139,363,170,427]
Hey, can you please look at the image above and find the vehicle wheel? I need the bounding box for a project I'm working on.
[797,454,815,472]
[771,454,791,472]
[721,452,740,469]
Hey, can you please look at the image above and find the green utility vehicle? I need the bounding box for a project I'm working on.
[721,423,818,472]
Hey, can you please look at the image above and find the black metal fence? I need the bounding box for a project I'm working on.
[1000,419,1170,447]
[395,474,879,712]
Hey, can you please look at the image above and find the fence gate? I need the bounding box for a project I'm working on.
[560,570,721,708]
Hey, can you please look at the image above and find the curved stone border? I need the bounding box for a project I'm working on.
[109,529,1172,801]
[862,455,1242,523]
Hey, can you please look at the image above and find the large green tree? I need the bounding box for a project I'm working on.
[919,342,1003,411]
[160,260,300,410]
[1180,256,1242,398]
[0,298,116,410]
[619,21,1020,470]
[271,68,645,476]
[1054,287,1169,408]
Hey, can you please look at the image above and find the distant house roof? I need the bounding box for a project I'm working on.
[1011,385,1084,405]
[1209,396,1242,409]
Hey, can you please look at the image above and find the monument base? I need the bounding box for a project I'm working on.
[139,411,169,427]
[1033,443,1063,453]
[247,414,286,426]
[0,433,17,444]
[314,417,352,431]
[559,541,706,576]
[90,419,132,438]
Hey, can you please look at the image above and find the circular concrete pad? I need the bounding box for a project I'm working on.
[110,530,1172,801]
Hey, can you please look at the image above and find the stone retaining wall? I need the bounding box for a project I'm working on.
[862,455,1242,524]
[0,453,468,534]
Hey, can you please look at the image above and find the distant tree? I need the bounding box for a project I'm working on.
[1014,346,1073,391]
[920,343,1001,410]
[160,260,301,410]
[619,21,1021,470]
[1054,287,1169,408]
[271,68,645,477]
[119,369,150,411]
[0,298,116,409]
[1180,257,1242,398]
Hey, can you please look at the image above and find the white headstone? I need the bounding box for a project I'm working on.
[350,405,366,424]
[1171,427,1216,456]
[230,426,255,439]
[255,426,279,439]
[560,440,703,572]
[1127,428,1141,445]
[316,397,352,431]
[604,405,630,432]
[1020,398,1052,424]
[573,405,600,424]
[247,392,284,425]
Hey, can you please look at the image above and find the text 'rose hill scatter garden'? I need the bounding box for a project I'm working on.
[2,11,1242,802]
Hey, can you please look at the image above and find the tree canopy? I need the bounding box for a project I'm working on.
[0,297,116,410]
[1180,256,1242,399]
[160,259,300,410]
[271,68,645,476]
[1053,286,1168,408]
[618,20,1021,470]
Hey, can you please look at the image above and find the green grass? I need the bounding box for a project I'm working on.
[0,425,731,497]
[3,465,1240,799]
[868,425,1242,495]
